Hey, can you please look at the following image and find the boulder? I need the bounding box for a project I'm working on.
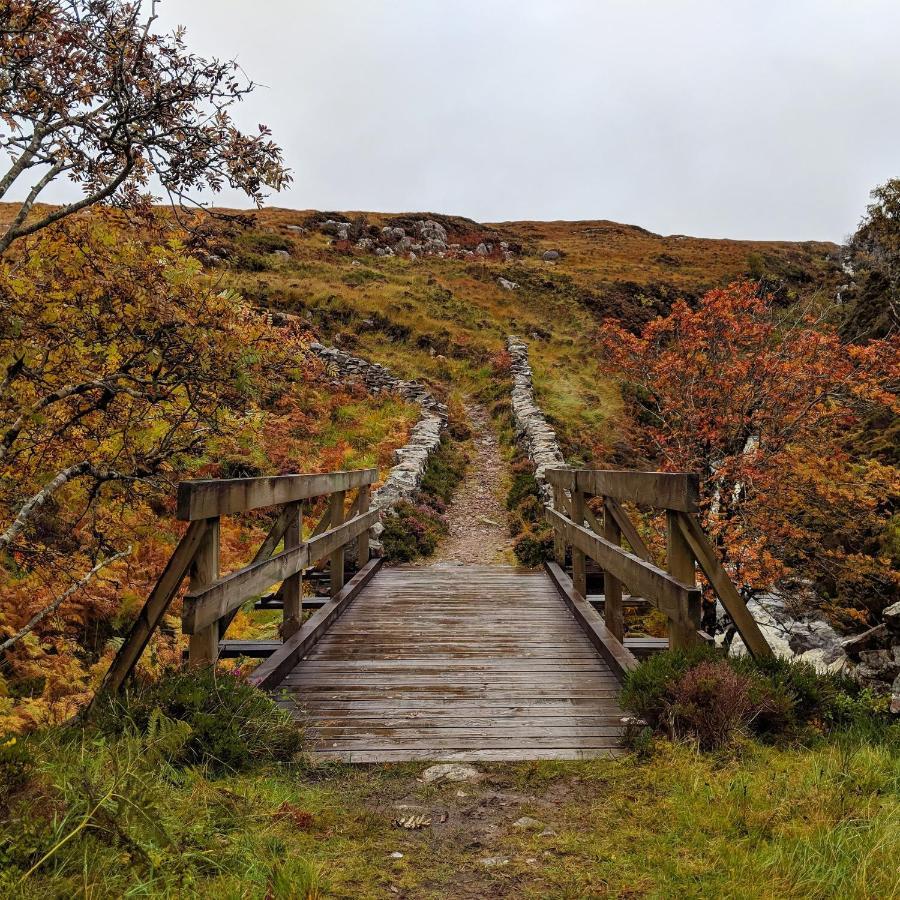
[542,249,560,261]
[883,601,900,633]
[498,277,519,291]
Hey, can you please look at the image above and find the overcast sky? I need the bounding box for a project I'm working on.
[48,2,900,240]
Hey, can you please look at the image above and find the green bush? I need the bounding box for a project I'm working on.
[513,527,553,567]
[622,647,893,749]
[233,250,273,272]
[419,437,468,504]
[92,668,303,773]
[382,500,446,563]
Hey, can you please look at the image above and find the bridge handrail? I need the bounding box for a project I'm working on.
[544,467,772,660]
[91,468,379,703]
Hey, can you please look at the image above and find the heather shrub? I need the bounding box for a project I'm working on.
[623,647,892,750]
[665,661,762,749]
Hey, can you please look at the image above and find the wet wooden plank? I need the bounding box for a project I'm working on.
[276,563,627,761]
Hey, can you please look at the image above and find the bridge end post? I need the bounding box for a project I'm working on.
[187,517,221,668]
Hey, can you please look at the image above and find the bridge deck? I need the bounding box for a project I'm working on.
[278,565,626,762]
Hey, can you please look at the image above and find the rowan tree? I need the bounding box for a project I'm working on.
[0,0,289,254]
[598,281,899,625]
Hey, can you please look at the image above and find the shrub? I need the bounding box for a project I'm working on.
[513,527,553,567]
[623,647,893,750]
[621,644,721,729]
[665,661,762,750]
[91,668,303,773]
[382,501,447,563]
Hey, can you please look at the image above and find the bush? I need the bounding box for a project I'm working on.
[513,527,553,567]
[623,647,893,750]
[92,668,303,773]
[382,500,447,563]
[665,661,763,750]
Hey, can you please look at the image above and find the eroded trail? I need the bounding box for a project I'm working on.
[430,405,515,565]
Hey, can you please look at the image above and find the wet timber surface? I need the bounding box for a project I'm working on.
[278,564,626,762]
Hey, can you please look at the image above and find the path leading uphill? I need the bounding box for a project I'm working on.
[429,405,515,565]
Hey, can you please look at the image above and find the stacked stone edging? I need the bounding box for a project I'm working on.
[507,336,565,503]
[309,343,447,517]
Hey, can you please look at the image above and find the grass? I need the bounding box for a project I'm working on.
[2,733,896,898]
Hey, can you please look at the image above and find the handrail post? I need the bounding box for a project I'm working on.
[571,485,586,598]
[552,484,566,565]
[281,501,303,639]
[329,490,347,596]
[602,499,624,642]
[187,516,220,668]
[357,485,371,565]
[666,510,700,648]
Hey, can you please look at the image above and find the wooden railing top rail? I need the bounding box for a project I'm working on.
[545,468,699,513]
[176,468,378,520]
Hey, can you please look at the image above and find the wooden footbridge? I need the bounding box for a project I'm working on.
[95,467,770,761]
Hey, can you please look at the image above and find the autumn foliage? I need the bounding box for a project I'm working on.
[598,281,899,625]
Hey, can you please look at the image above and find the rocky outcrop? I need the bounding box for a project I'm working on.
[506,336,564,503]
[720,589,847,671]
[309,344,447,537]
[843,600,900,713]
[310,215,517,261]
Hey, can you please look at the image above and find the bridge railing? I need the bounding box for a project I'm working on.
[94,468,380,699]
[544,468,771,660]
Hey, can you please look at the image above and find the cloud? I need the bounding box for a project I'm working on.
[31,0,900,240]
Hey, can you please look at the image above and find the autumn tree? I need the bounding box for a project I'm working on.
[842,177,900,340]
[0,0,289,254]
[598,281,899,627]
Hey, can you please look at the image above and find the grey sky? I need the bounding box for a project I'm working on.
[49,2,900,240]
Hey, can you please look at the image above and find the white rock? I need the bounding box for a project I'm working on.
[498,277,519,291]
[390,851,404,859]
[420,763,482,783]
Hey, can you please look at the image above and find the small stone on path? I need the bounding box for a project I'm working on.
[420,763,482,784]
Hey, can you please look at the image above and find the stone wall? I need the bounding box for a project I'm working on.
[309,344,447,521]
[507,336,565,503]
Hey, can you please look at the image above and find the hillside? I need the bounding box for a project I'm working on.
[208,206,840,459]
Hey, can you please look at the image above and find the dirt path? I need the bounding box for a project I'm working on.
[430,405,515,565]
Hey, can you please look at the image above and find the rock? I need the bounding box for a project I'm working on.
[382,226,405,243]
[475,242,489,256]
[891,672,900,714]
[272,249,290,260]
[542,249,560,261]
[512,816,542,830]
[375,246,394,257]
[356,237,374,250]
[420,763,481,784]
[498,277,518,291]
[859,648,900,680]
[319,219,349,236]
[480,857,509,868]
[842,623,888,660]
[418,220,448,243]
[389,851,404,859]
[883,601,900,633]
[285,224,305,234]
[538,828,557,837]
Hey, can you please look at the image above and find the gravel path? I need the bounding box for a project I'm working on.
[429,405,515,566]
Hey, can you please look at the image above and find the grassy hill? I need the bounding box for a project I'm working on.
[207,207,839,462]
